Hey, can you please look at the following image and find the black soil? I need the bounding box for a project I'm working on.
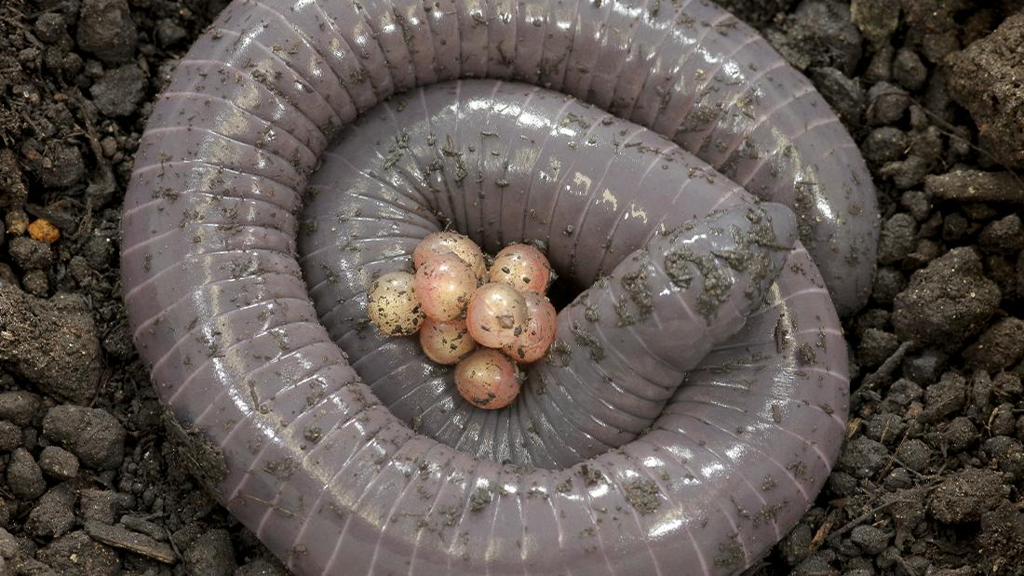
[1,0,1024,574]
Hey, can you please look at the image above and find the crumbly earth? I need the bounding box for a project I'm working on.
[1,0,1023,574]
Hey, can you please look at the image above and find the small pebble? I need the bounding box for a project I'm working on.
[942,417,979,452]
[925,170,1024,203]
[946,13,1024,169]
[76,0,137,63]
[879,155,929,189]
[8,236,53,270]
[185,529,237,576]
[895,438,932,471]
[983,436,1024,479]
[39,446,80,480]
[27,484,77,538]
[862,127,908,164]
[850,524,890,555]
[964,317,1024,372]
[38,530,120,575]
[892,48,928,92]
[921,372,967,422]
[877,213,917,265]
[864,44,894,83]
[863,413,906,445]
[21,270,49,297]
[867,82,910,125]
[35,142,85,188]
[990,404,1017,437]
[850,0,900,46]
[0,284,103,404]
[0,421,20,451]
[857,328,899,368]
[893,248,1001,350]
[780,523,813,565]
[7,447,46,500]
[879,378,923,414]
[0,390,40,425]
[155,18,188,48]
[34,12,66,43]
[979,214,1024,255]
[91,64,148,117]
[81,489,134,525]
[778,1,862,75]
[0,527,17,559]
[27,219,60,243]
[43,405,126,470]
[930,468,1009,523]
[3,209,29,236]
[838,436,889,479]
[870,267,906,304]
[901,350,947,384]
[899,190,931,222]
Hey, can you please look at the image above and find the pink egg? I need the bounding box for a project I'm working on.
[465,283,528,349]
[419,318,477,365]
[503,293,557,363]
[414,231,487,281]
[455,349,522,409]
[414,252,478,320]
[366,271,425,336]
[488,243,552,294]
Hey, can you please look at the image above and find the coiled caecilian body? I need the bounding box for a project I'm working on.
[121,0,878,574]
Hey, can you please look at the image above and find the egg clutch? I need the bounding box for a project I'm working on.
[366,232,556,410]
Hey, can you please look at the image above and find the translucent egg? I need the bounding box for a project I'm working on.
[455,349,522,409]
[465,283,528,349]
[503,293,557,363]
[414,252,478,320]
[367,271,425,336]
[419,318,477,365]
[488,243,552,294]
[414,231,487,281]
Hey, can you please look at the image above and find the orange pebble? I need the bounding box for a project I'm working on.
[420,318,477,365]
[28,219,60,243]
[489,243,551,294]
[465,283,528,349]
[414,231,487,281]
[414,252,478,321]
[503,293,557,363]
[455,349,522,409]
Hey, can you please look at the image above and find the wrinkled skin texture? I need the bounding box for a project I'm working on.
[120,0,878,574]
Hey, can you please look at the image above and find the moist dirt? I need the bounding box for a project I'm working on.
[1,0,1024,574]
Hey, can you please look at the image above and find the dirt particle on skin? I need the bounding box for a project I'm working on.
[469,487,493,512]
[624,479,660,515]
[577,464,604,487]
[571,322,605,362]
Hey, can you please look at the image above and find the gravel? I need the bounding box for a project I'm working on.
[0,284,104,404]
[930,468,1009,523]
[42,405,125,470]
[75,0,137,64]
[90,65,148,117]
[7,446,46,500]
[892,248,1001,350]
[185,529,238,576]
[947,12,1024,169]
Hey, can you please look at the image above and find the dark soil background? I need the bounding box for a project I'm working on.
[1,0,1023,574]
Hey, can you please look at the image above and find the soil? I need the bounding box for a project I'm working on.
[1,0,1023,574]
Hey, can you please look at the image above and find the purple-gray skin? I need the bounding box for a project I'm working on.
[121,0,876,575]
[301,83,807,470]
